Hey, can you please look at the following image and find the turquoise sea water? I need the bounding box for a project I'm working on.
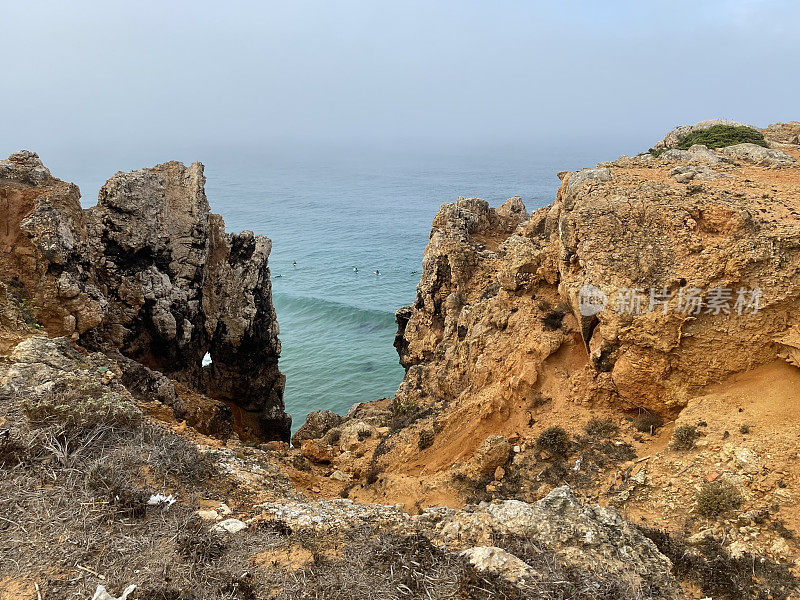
[67,142,615,433]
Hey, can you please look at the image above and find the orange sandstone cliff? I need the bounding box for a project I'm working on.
[291,122,800,568]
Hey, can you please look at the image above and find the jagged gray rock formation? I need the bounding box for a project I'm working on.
[0,152,289,441]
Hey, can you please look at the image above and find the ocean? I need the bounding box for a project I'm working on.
[68,142,617,433]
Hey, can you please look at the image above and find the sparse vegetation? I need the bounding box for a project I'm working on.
[537,426,571,456]
[585,418,618,439]
[451,471,492,504]
[633,412,663,435]
[739,424,751,434]
[417,428,435,450]
[493,533,654,600]
[671,424,698,450]
[0,370,288,600]
[641,527,798,600]
[502,433,636,498]
[22,380,143,433]
[388,397,428,431]
[17,296,43,328]
[144,424,216,482]
[695,480,743,518]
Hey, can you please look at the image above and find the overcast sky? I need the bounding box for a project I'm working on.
[2,0,799,162]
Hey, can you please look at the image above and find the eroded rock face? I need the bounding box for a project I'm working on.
[0,152,289,441]
[389,124,800,426]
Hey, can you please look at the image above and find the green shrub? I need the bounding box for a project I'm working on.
[17,297,42,329]
[584,418,619,439]
[677,125,768,150]
[696,480,743,518]
[672,424,699,450]
[537,426,571,456]
[22,381,142,432]
[389,397,426,431]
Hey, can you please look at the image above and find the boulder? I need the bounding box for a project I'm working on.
[467,435,511,478]
[256,486,684,598]
[292,409,342,447]
[763,121,800,146]
[300,439,336,464]
[720,143,796,167]
[211,518,248,535]
[461,546,533,583]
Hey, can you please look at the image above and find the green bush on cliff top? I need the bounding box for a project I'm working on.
[677,125,768,150]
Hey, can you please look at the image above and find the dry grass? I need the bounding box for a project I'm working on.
[0,380,259,599]
[640,527,798,600]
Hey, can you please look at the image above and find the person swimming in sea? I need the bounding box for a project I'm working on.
[353,266,358,273]
[274,274,282,278]
[292,261,297,267]
[374,269,380,275]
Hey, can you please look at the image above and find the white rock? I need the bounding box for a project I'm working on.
[212,518,248,535]
[461,546,532,582]
[330,469,351,482]
[195,509,221,522]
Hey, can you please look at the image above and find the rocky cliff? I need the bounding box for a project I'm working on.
[0,151,289,441]
[289,122,800,580]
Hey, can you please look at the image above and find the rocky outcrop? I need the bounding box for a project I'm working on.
[0,152,289,441]
[391,125,800,422]
[291,122,800,537]
[652,119,757,151]
[291,409,342,447]
[763,121,800,146]
[721,142,796,167]
[255,486,683,598]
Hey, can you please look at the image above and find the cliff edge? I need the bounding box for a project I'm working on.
[290,122,800,580]
[0,151,289,441]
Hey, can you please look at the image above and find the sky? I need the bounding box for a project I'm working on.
[2,0,799,176]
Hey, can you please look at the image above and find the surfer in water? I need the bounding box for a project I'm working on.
[353,266,358,273]
[292,261,297,267]
[374,269,380,275]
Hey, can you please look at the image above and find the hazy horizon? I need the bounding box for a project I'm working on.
[3,0,799,177]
